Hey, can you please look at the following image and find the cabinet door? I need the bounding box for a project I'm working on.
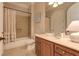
[41,39,46,56]
[44,40,52,56]
[35,41,41,56]
[35,36,41,56]
[41,39,54,56]
[35,36,54,56]
[50,42,54,56]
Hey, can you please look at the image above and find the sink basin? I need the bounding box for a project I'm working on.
[70,33,79,43]
[45,33,54,36]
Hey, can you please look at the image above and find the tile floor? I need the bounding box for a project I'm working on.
[3,43,36,56]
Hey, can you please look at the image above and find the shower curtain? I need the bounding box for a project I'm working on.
[4,8,16,44]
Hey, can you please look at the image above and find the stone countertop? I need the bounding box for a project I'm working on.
[35,33,79,51]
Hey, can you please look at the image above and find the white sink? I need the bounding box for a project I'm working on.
[45,33,54,36]
[70,33,79,43]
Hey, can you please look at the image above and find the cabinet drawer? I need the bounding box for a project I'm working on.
[54,52,62,56]
[55,44,79,56]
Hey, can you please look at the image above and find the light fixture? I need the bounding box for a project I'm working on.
[58,2,64,5]
[53,2,58,7]
[48,2,63,7]
[48,2,54,5]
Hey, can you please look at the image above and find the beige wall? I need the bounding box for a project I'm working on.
[33,3,45,34]
[31,3,46,38]
[45,17,50,32]
[16,15,29,38]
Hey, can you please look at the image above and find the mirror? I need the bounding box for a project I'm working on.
[67,3,79,28]
[46,2,74,34]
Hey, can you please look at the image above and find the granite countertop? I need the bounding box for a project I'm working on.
[35,33,79,51]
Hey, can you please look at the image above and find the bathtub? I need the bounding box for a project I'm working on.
[4,37,35,50]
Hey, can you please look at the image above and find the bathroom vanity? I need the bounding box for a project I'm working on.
[35,34,79,56]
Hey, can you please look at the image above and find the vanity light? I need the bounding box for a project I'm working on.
[48,2,54,5]
[48,2,63,7]
[53,2,58,7]
[58,2,64,5]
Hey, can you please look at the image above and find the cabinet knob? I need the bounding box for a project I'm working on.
[62,51,65,54]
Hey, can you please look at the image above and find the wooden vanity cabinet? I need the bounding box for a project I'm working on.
[54,44,79,56]
[35,36,79,56]
[41,39,54,56]
[40,39,46,56]
[35,36,41,56]
[35,36,54,56]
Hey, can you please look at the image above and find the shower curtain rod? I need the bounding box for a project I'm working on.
[4,6,31,14]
